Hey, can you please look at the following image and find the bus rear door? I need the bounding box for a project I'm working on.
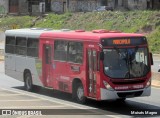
[43,44,53,87]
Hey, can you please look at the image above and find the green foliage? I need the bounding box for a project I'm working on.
[0,16,35,30]
[0,11,159,53]
[147,27,160,53]
[35,13,72,29]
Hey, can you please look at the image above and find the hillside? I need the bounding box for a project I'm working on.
[0,11,160,53]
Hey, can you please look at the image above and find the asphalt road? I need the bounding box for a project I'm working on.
[0,32,5,42]
[0,62,160,118]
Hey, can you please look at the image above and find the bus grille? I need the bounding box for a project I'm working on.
[112,80,145,85]
[117,91,143,98]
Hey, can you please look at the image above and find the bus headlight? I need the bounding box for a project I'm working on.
[103,81,114,91]
[145,79,151,88]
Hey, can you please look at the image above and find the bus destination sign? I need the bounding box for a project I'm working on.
[101,37,147,46]
[113,39,130,45]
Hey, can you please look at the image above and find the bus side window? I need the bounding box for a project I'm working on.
[27,38,39,57]
[16,37,27,55]
[68,42,83,64]
[54,40,67,61]
[5,36,16,54]
[93,50,97,71]
[45,46,51,64]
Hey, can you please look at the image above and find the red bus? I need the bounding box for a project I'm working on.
[5,28,153,103]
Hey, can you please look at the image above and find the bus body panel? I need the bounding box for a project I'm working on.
[5,29,48,87]
[5,55,43,86]
[5,69,23,82]
[100,87,151,100]
[5,54,16,71]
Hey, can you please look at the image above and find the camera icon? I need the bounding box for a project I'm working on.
[2,110,11,115]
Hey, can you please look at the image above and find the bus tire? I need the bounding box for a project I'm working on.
[24,73,33,92]
[75,83,86,104]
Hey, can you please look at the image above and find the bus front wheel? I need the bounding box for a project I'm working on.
[24,73,33,92]
[75,83,86,104]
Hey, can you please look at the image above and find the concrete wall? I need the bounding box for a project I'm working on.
[102,0,159,10]
[50,0,159,13]
[69,0,99,12]
[153,0,160,9]
[51,0,100,13]
[1,0,159,15]
[51,0,64,13]
[127,0,147,10]
[19,0,28,14]
[32,5,40,13]
[0,0,8,14]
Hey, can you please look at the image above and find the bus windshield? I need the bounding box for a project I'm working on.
[103,47,150,79]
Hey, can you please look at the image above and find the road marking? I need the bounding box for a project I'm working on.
[0,105,66,109]
[0,99,42,102]
[17,116,31,118]
[0,94,21,96]
[1,88,123,118]
[0,89,5,91]
[1,88,95,109]
[106,115,122,118]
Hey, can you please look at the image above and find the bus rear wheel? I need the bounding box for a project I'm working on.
[24,73,33,92]
[75,83,86,104]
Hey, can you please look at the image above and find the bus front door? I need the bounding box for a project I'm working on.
[87,49,97,98]
[43,45,53,87]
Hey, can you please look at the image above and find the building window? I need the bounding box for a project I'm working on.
[9,0,19,13]
[101,0,108,6]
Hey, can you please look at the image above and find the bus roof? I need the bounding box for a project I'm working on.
[5,29,145,42]
[5,28,62,38]
[40,29,145,42]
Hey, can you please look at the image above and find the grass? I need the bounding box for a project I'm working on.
[35,13,72,29]
[0,10,159,53]
[147,26,160,53]
[0,16,35,30]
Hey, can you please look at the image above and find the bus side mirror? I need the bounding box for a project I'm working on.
[100,52,104,60]
[150,53,153,65]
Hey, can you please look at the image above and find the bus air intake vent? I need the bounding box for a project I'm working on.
[117,91,143,98]
[75,30,85,32]
[92,29,121,33]
[30,28,53,31]
[61,29,71,32]
[112,80,145,85]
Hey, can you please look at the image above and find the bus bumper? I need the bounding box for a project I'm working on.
[100,86,151,100]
